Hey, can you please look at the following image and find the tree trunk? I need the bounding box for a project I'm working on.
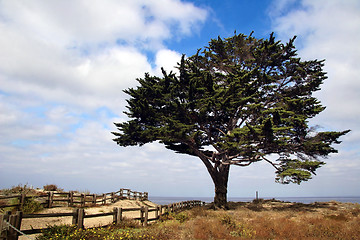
[195,148,231,210]
[212,164,230,209]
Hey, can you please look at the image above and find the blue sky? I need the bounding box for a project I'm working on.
[1,0,360,199]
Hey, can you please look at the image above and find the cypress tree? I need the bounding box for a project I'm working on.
[113,32,350,209]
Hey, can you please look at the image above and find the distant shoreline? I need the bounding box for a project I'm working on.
[149,196,360,205]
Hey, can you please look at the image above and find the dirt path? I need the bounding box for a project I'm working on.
[19,200,159,239]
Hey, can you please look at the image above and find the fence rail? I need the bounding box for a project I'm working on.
[0,188,148,210]
[0,200,204,239]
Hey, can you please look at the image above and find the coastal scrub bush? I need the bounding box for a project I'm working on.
[22,197,43,213]
[158,211,189,223]
[36,224,78,239]
[43,184,62,191]
[1,184,35,195]
[172,212,189,223]
[219,214,236,229]
[191,217,230,239]
[219,213,255,238]
[36,224,156,240]
[351,203,360,216]
[188,206,208,217]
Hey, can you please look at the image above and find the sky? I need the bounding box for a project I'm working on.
[1,0,359,199]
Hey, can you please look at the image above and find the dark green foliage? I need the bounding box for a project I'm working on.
[113,32,349,204]
[36,224,78,239]
[36,224,155,240]
[22,197,43,213]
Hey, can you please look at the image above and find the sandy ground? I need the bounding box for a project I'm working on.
[19,199,159,239]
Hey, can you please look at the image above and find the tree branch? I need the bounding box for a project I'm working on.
[222,155,261,165]
[262,156,280,170]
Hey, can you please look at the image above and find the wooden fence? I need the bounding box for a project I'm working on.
[0,188,148,210]
[0,200,204,239]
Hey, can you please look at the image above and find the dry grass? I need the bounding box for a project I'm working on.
[35,200,360,240]
[146,200,360,240]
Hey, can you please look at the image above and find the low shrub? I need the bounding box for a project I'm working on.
[159,211,189,223]
[1,184,35,195]
[219,214,236,229]
[22,197,43,214]
[252,198,264,204]
[43,184,63,191]
[36,224,156,240]
[173,212,189,223]
[189,206,209,218]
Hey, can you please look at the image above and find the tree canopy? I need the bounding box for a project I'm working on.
[113,32,349,208]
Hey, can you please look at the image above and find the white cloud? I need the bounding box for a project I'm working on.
[271,0,360,127]
[0,0,206,109]
[269,0,360,196]
[78,46,152,95]
[0,0,207,48]
[155,49,182,75]
[0,0,208,193]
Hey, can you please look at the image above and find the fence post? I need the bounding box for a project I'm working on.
[119,208,123,223]
[81,194,85,207]
[69,192,74,207]
[93,194,97,205]
[144,206,148,226]
[7,211,22,240]
[155,206,159,220]
[8,214,16,240]
[19,194,25,211]
[0,214,4,239]
[113,207,123,224]
[15,211,22,239]
[0,212,10,239]
[141,207,148,226]
[158,205,163,217]
[72,209,78,225]
[47,192,54,208]
[75,208,84,229]
[113,207,118,224]
[111,192,115,203]
[119,189,124,199]
[102,194,106,205]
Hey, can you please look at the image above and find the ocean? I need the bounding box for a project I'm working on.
[149,196,360,205]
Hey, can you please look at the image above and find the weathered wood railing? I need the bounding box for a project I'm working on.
[0,188,148,210]
[0,200,204,239]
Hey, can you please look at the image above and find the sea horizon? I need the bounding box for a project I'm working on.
[149,196,360,205]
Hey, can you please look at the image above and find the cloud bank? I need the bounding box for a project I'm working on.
[265,0,360,196]
[0,0,208,193]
